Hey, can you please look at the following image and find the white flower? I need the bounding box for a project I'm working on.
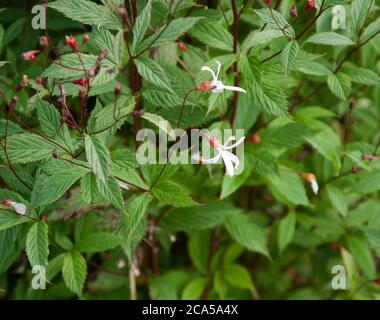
[302,173,319,195]
[195,135,245,177]
[10,201,26,215]
[201,60,247,94]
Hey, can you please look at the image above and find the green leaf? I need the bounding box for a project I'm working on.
[354,171,380,194]
[225,213,269,257]
[62,251,87,296]
[364,228,380,257]
[188,230,210,274]
[26,221,49,267]
[242,30,284,51]
[96,175,124,210]
[132,0,152,53]
[85,134,110,184]
[327,73,351,100]
[181,278,208,300]
[266,168,309,206]
[281,40,299,75]
[344,64,380,85]
[76,232,122,253]
[161,202,240,232]
[141,17,202,49]
[5,133,59,164]
[36,99,74,152]
[152,180,198,208]
[326,184,348,217]
[220,166,252,199]
[360,18,380,43]
[351,0,372,35]
[305,32,355,46]
[140,112,176,140]
[223,264,254,290]
[346,235,376,279]
[49,0,122,30]
[0,207,29,231]
[92,28,119,64]
[189,20,233,51]
[31,161,88,208]
[119,193,152,259]
[255,9,295,37]
[278,212,296,254]
[134,56,174,93]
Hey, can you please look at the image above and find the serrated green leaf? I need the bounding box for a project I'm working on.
[351,0,372,35]
[0,207,29,231]
[134,56,174,93]
[327,73,351,100]
[49,0,122,30]
[278,212,296,254]
[305,32,355,46]
[255,9,295,38]
[223,264,254,290]
[326,184,348,217]
[132,0,151,53]
[96,175,124,210]
[85,134,110,184]
[76,232,122,253]
[161,202,240,232]
[360,18,380,43]
[281,40,299,75]
[62,251,87,296]
[140,112,176,140]
[26,221,49,267]
[119,193,152,259]
[152,180,198,208]
[225,213,269,257]
[181,278,208,300]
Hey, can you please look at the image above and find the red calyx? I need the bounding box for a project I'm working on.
[305,0,316,12]
[248,135,261,144]
[40,215,48,223]
[207,135,219,148]
[22,50,40,61]
[72,78,87,87]
[375,279,380,286]
[177,42,188,52]
[65,35,77,51]
[264,0,271,4]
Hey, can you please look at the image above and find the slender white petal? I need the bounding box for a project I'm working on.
[10,201,26,215]
[222,136,245,150]
[224,136,236,146]
[221,150,240,167]
[201,66,217,81]
[221,151,236,176]
[202,152,222,164]
[310,179,319,194]
[221,85,247,93]
[211,86,224,94]
[215,60,221,79]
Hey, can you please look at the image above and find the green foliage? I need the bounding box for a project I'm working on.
[1,0,380,301]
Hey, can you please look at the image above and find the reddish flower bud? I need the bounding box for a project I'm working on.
[290,5,298,17]
[114,82,122,96]
[375,279,380,286]
[248,135,261,144]
[65,35,77,51]
[362,154,379,161]
[82,34,90,44]
[52,149,58,159]
[35,76,44,85]
[16,75,29,92]
[39,36,49,50]
[22,50,40,61]
[177,42,188,52]
[305,0,316,12]
[8,96,19,115]
[72,78,87,87]
[264,0,271,4]
[98,49,108,61]
[0,199,12,206]
[196,81,213,91]
[59,84,65,96]
[351,167,361,174]
[40,215,48,223]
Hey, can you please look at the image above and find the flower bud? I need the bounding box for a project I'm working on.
[52,149,58,159]
[35,76,44,85]
[40,215,48,223]
[375,279,380,286]
[196,81,213,91]
[118,6,128,25]
[351,167,361,174]
[305,0,316,12]
[264,0,271,4]
[98,49,108,61]
[82,34,90,44]
[177,42,188,52]
[59,84,65,96]
[290,5,298,17]
[39,36,49,50]
[114,82,122,96]
[72,78,87,87]
[65,35,77,51]
[362,154,379,161]
[22,50,40,61]
[301,172,319,194]
[16,75,29,92]
[8,96,19,115]
[248,135,261,144]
